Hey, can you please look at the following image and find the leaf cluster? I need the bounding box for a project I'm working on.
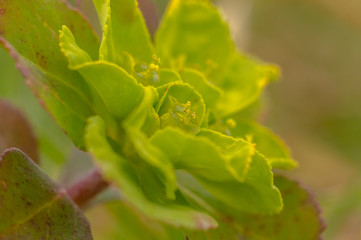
[0,0,324,239]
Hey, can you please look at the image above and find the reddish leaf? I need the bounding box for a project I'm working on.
[235,176,326,240]
[0,100,39,163]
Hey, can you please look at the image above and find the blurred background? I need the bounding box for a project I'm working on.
[1,0,360,239]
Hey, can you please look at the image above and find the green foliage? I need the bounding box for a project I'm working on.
[0,0,324,239]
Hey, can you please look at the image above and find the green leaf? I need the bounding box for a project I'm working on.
[179,69,221,108]
[196,129,255,182]
[151,128,235,181]
[85,116,218,230]
[0,148,93,239]
[150,128,282,214]
[0,100,39,163]
[0,39,92,148]
[155,0,279,116]
[155,0,234,72]
[230,121,297,170]
[95,0,154,66]
[214,54,279,117]
[38,85,92,149]
[0,0,100,148]
[0,0,99,63]
[59,25,93,68]
[196,129,283,214]
[77,62,144,126]
[231,99,263,121]
[122,87,177,199]
[195,153,282,214]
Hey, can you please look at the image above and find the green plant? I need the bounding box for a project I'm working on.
[0,0,325,239]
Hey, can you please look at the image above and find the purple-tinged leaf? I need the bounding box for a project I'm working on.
[0,148,93,239]
[75,0,102,36]
[0,100,39,163]
[235,176,326,240]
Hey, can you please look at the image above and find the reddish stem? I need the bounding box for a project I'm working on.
[66,168,109,207]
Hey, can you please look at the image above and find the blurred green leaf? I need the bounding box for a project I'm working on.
[214,54,279,117]
[155,68,182,87]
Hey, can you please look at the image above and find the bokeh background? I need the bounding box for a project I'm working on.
[1,0,360,239]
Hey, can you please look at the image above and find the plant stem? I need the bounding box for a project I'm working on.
[66,168,109,208]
